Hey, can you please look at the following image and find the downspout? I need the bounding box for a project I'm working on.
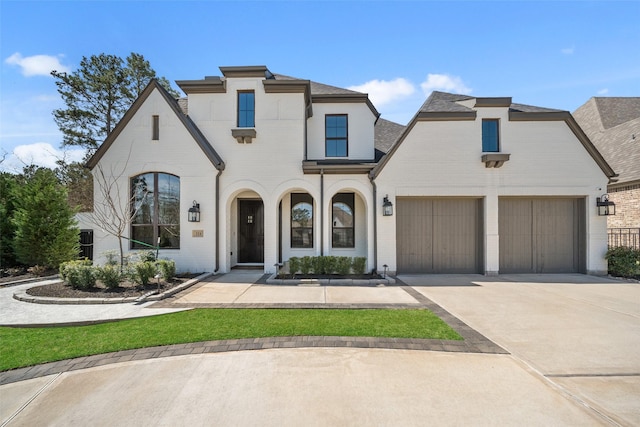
[369,173,378,273]
[214,168,223,273]
[320,168,324,256]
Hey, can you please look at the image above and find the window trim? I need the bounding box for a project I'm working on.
[325,114,348,157]
[331,192,355,249]
[130,172,180,250]
[152,115,159,140]
[290,193,314,249]
[482,119,500,152]
[237,91,255,128]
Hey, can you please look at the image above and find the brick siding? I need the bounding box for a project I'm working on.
[607,185,640,228]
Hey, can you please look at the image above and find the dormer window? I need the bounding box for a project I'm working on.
[326,114,348,157]
[238,91,255,128]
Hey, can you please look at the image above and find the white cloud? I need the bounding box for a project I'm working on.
[561,47,575,55]
[348,78,415,106]
[4,52,71,77]
[597,88,609,95]
[420,73,472,96]
[2,143,86,172]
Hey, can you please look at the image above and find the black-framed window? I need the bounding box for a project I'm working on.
[152,115,159,140]
[131,172,180,249]
[326,114,348,157]
[291,193,313,248]
[482,119,499,152]
[238,91,255,128]
[332,192,354,248]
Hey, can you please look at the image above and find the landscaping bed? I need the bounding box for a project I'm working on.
[25,274,201,299]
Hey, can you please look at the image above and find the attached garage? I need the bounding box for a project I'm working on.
[396,198,484,273]
[499,198,586,273]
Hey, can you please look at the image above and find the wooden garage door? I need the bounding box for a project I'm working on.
[499,198,586,273]
[396,198,483,274]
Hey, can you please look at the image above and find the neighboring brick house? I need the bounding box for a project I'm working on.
[574,98,640,247]
[80,66,616,275]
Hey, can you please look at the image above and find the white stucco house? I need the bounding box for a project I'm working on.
[82,65,616,276]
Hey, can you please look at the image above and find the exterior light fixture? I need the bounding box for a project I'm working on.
[188,201,201,222]
[383,195,393,216]
[596,194,615,216]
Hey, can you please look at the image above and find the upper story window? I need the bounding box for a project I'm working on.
[332,192,354,248]
[152,115,159,140]
[291,193,313,248]
[482,119,500,152]
[326,114,348,157]
[238,91,255,128]
[131,172,180,249]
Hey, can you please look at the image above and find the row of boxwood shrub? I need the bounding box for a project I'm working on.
[287,256,367,276]
[59,251,176,290]
[605,246,640,279]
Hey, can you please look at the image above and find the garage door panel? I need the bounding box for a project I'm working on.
[500,198,585,274]
[397,198,482,274]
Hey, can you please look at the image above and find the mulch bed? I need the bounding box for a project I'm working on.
[25,274,201,299]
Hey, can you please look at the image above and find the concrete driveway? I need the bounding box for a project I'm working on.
[400,273,640,426]
[2,273,638,426]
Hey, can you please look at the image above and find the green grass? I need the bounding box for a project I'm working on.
[0,308,462,371]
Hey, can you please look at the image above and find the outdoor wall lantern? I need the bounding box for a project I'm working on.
[596,194,615,216]
[188,201,201,222]
[383,195,394,216]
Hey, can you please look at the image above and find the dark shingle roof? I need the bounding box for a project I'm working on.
[574,97,640,184]
[375,118,405,154]
[273,73,363,96]
[419,91,474,113]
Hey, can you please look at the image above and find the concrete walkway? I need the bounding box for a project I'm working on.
[1,272,638,426]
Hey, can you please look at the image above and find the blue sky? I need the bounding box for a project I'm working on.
[1,0,639,172]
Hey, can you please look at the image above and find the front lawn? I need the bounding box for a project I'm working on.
[0,308,461,371]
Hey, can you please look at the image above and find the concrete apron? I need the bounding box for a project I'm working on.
[400,273,640,427]
[1,348,607,426]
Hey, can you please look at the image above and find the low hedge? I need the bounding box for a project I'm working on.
[287,256,367,275]
[606,246,640,279]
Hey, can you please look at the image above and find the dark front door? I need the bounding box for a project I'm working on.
[238,200,264,263]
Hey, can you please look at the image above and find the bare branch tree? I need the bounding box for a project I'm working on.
[88,150,148,269]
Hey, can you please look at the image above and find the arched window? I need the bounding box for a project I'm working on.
[332,193,354,248]
[291,193,313,248]
[131,172,180,249]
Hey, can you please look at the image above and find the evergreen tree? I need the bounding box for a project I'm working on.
[0,173,19,268]
[52,52,180,153]
[12,168,80,268]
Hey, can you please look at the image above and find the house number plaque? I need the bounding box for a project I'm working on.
[192,230,204,238]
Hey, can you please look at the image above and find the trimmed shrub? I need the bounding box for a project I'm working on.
[312,256,325,274]
[288,257,300,275]
[102,250,119,267]
[606,246,640,278]
[323,256,338,274]
[59,259,92,282]
[300,256,313,274]
[156,259,176,280]
[137,250,157,263]
[336,257,352,275]
[130,261,157,286]
[97,264,122,289]
[60,261,96,290]
[352,257,367,275]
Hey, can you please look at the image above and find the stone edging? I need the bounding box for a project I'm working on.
[265,273,395,286]
[12,273,213,305]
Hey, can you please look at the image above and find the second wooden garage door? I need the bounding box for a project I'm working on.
[499,198,586,273]
[396,198,483,274]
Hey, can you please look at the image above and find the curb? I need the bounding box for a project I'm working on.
[265,273,396,286]
[12,273,213,305]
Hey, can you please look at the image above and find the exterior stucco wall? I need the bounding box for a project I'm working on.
[375,108,610,275]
